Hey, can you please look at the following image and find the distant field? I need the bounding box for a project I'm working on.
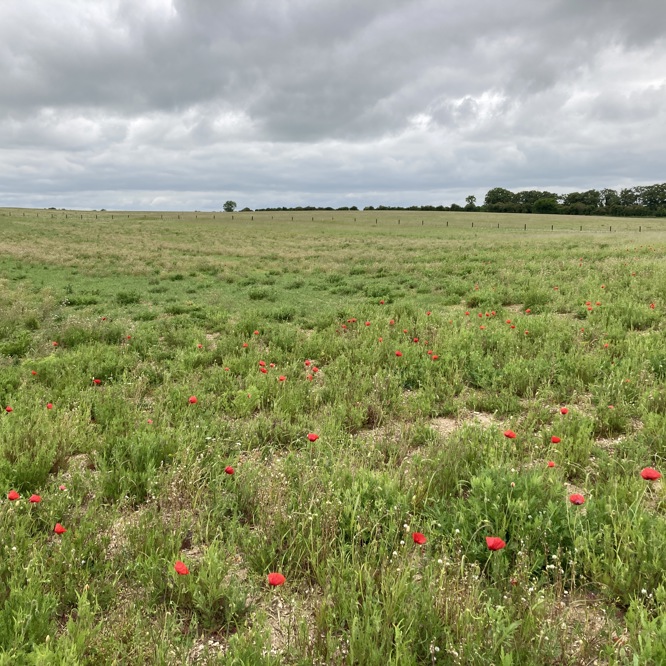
[1,208,665,664]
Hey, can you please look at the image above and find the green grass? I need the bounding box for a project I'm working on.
[0,208,665,663]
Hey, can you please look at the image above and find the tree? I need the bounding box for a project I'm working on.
[223,200,237,213]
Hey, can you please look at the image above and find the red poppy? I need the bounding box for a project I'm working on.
[304,360,311,366]
[260,367,268,374]
[569,494,585,505]
[403,328,408,333]
[52,341,58,347]
[29,494,41,503]
[504,430,516,439]
[432,355,439,360]
[378,337,383,342]
[379,300,385,304]
[259,360,266,366]
[480,325,485,330]
[395,350,403,357]
[547,461,555,468]
[524,330,529,335]
[197,343,203,348]
[93,378,101,385]
[560,407,569,415]
[506,319,511,324]
[267,572,286,586]
[551,436,561,444]
[59,484,67,491]
[5,406,12,413]
[174,560,189,575]
[601,285,605,289]
[312,367,319,373]
[278,375,286,382]
[147,419,153,424]
[608,405,614,410]
[486,536,506,551]
[478,313,483,318]
[242,343,248,348]
[54,523,67,535]
[224,367,230,371]
[389,319,395,325]
[46,403,53,410]
[413,337,419,343]
[269,363,276,368]
[412,532,427,545]
[650,303,655,309]
[595,301,601,306]
[254,330,259,335]
[307,433,319,442]
[525,308,531,314]
[465,311,470,316]
[31,370,37,376]
[426,311,431,316]
[188,396,198,404]
[640,467,661,480]
[8,490,20,501]
[365,321,371,326]
[306,374,313,381]
[225,466,235,475]
[510,325,516,329]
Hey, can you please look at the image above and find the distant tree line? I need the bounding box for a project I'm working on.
[238,182,666,217]
[479,183,666,217]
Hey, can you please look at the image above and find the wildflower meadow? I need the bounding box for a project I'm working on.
[1,208,665,664]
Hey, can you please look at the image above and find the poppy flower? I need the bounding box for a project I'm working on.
[403,328,408,333]
[504,430,516,439]
[307,433,319,442]
[412,532,427,545]
[432,355,439,360]
[312,366,319,373]
[174,560,189,575]
[197,343,203,348]
[608,405,614,410]
[506,319,511,324]
[224,367,230,371]
[389,319,395,325]
[225,466,235,475]
[304,360,311,366]
[260,367,268,374]
[278,375,286,382]
[267,572,286,586]
[551,436,561,444]
[465,311,470,316]
[242,343,248,348]
[524,330,529,335]
[379,300,385,304]
[478,313,483,318]
[46,403,53,410]
[147,419,153,424]
[5,406,12,413]
[54,523,67,535]
[306,374,313,381]
[29,494,41,503]
[269,363,276,368]
[426,311,431,316]
[413,337,419,343]
[560,407,569,415]
[52,341,58,347]
[365,321,371,326]
[395,350,403,357]
[7,490,20,501]
[93,378,101,385]
[188,396,198,404]
[59,484,67,491]
[569,494,585,505]
[510,325,515,329]
[480,325,485,330]
[485,537,506,551]
[525,308,531,314]
[547,461,556,468]
[595,301,601,306]
[640,467,661,480]
[259,360,266,366]
[31,370,37,376]
[650,303,655,309]
[253,330,259,335]
[378,337,383,342]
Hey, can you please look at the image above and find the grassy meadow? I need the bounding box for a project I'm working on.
[1,208,666,664]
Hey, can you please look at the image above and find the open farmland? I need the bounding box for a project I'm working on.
[1,208,666,664]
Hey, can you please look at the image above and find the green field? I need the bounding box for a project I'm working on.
[1,208,665,664]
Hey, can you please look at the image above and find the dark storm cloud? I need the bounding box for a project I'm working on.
[1,0,665,209]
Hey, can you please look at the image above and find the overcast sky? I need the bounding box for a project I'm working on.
[1,0,665,210]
